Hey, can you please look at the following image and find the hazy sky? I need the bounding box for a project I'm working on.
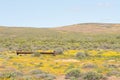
[0,0,120,27]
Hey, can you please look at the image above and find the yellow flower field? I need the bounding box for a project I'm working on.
[0,50,120,80]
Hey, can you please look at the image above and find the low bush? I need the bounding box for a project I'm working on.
[82,63,97,69]
[33,73,46,79]
[64,63,75,72]
[54,48,63,54]
[45,74,56,80]
[29,69,56,80]
[22,75,33,80]
[29,69,44,75]
[83,71,103,80]
[65,68,81,79]
[0,71,23,79]
[108,64,118,68]
[35,62,43,67]
[76,52,89,59]
[32,52,41,57]
[107,70,120,77]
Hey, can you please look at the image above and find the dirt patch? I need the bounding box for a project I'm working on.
[55,76,120,80]
[55,75,69,80]
[54,59,79,62]
[108,76,120,80]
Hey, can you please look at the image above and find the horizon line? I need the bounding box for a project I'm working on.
[0,22,120,28]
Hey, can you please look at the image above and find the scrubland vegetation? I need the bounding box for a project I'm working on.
[0,27,120,51]
[0,25,120,80]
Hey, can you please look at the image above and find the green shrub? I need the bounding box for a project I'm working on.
[22,75,33,80]
[76,52,89,59]
[29,69,56,80]
[82,63,97,69]
[35,62,43,67]
[29,69,44,75]
[33,73,56,80]
[65,68,81,79]
[70,77,78,80]
[45,74,56,80]
[33,73,46,79]
[32,52,41,57]
[65,63,75,72]
[83,71,103,80]
[0,71,23,79]
[108,64,118,68]
[107,70,120,77]
[54,48,63,54]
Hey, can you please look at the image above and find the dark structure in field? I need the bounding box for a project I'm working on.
[16,51,33,55]
[40,51,56,56]
[16,50,56,56]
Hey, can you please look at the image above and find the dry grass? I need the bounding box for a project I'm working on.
[53,23,120,34]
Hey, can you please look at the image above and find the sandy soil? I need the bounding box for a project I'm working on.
[54,59,79,62]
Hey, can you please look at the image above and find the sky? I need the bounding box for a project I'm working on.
[0,0,120,27]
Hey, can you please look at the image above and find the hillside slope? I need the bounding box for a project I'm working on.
[53,23,120,33]
[0,23,120,51]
